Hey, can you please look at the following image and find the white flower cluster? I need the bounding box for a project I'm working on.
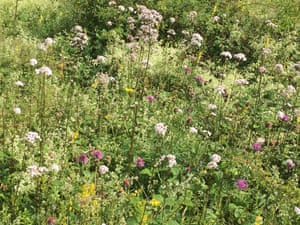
[191,33,203,48]
[27,163,59,177]
[155,123,167,136]
[35,66,52,76]
[235,79,249,85]
[159,154,177,168]
[136,5,163,43]
[71,25,88,49]
[220,51,232,59]
[234,53,247,61]
[24,131,41,144]
[39,37,55,51]
[207,154,221,169]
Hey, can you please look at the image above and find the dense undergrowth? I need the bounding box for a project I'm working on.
[0,0,299,224]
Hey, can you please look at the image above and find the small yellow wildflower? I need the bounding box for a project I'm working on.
[39,15,44,23]
[255,215,263,225]
[264,36,270,48]
[125,87,134,93]
[71,131,79,143]
[198,51,203,61]
[92,79,99,88]
[297,117,300,123]
[150,198,160,207]
[213,5,217,14]
[141,214,148,225]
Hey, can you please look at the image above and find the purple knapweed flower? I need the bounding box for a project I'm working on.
[252,142,262,151]
[135,157,145,167]
[77,153,89,164]
[195,76,205,84]
[90,150,103,160]
[146,95,156,102]
[46,216,56,225]
[236,179,248,190]
[277,111,290,121]
[184,65,192,73]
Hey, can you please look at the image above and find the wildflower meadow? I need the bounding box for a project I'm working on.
[0,0,299,224]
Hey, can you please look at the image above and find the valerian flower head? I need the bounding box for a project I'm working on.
[191,33,203,48]
[25,131,41,144]
[220,51,232,59]
[35,66,52,76]
[234,53,247,61]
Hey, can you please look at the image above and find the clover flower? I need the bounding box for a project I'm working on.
[170,17,176,23]
[236,179,248,190]
[90,150,103,160]
[213,16,220,22]
[155,123,167,136]
[99,165,109,175]
[195,76,205,84]
[277,111,290,121]
[207,161,218,169]
[252,142,262,151]
[77,153,89,164]
[50,164,60,172]
[258,66,267,73]
[286,159,295,170]
[210,154,221,163]
[188,11,197,21]
[135,157,145,167]
[46,216,56,225]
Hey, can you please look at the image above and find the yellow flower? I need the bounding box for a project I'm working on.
[125,87,134,93]
[255,215,263,224]
[264,36,270,48]
[141,214,148,225]
[297,117,300,123]
[198,51,203,61]
[150,198,160,207]
[92,79,99,88]
[71,131,79,143]
[213,5,217,14]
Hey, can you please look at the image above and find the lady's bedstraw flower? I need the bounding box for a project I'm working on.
[25,131,41,144]
[35,66,52,76]
[29,58,38,66]
[99,165,109,175]
[236,179,248,190]
[155,123,167,136]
